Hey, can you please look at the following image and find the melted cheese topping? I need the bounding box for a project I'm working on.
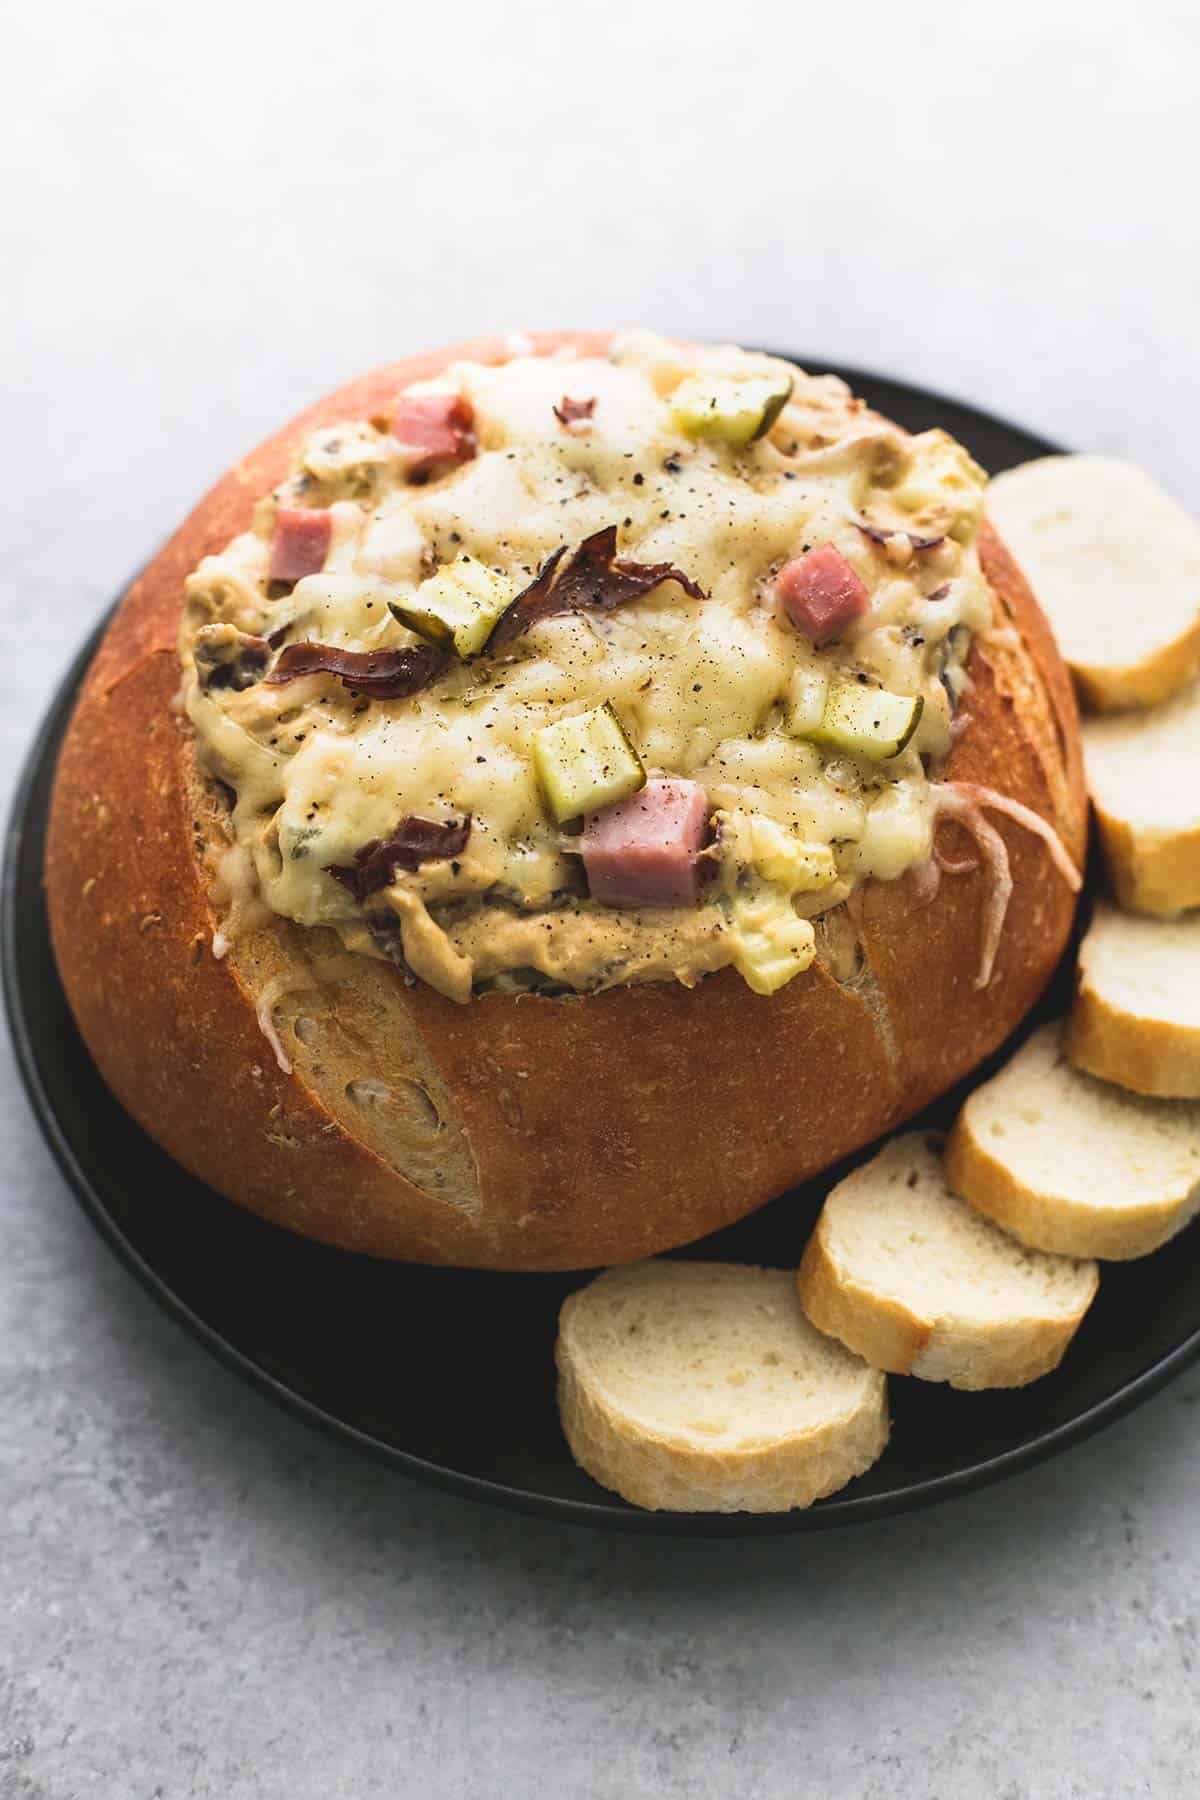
[181,333,991,1001]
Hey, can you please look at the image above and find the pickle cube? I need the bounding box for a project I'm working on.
[389,556,520,659]
[809,681,924,761]
[533,703,646,823]
[670,373,794,448]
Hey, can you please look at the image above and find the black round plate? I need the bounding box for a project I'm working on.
[7,363,1200,1536]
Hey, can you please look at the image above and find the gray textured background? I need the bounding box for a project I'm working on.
[4,4,1200,1794]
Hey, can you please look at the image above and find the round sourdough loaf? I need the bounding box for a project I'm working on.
[45,332,1087,1269]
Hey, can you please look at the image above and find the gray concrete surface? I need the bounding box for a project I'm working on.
[3,3,1200,1793]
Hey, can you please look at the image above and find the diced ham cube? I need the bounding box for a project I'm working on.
[776,544,869,646]
[269,508,332,584]
[582,779,709,908]
[391,391,476,474]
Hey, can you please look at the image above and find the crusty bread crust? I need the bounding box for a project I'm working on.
[45,333,1088,1269]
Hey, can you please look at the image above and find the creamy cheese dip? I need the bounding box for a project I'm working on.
[181,333,991,1002]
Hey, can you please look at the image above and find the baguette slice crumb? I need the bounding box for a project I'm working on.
[945,1022,1200,1260]
[987,456,1200,712]
[1083,678,1200,914]
[797,1133,1098,1390]
[1066,902,1200,1097]
[556,1261,888,1513]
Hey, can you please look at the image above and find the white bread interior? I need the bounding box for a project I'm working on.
[798,1132,1098,1389]
[987,455,1200,712]
[945,1022,1200,1260]
[1067,901,1200,1097]
[556,1261,888,1512]
[1083,676,1200,914]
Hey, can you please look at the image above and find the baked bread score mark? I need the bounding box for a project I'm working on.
[178,332,1076,1007]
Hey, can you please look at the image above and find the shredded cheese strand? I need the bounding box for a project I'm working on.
[931,782,1081,988]
[908,857,941,909]
[946,782,1083,892]
[932,787,1013,988]
[254,975,296,1075]
[934,846,978,876]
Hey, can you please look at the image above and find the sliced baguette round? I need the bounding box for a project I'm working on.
[1067,902,1200,1097]
[556,1261,888,1513]
[944,1022,1200,1260]
[797,1133,1098,1390]
[1083,677,1200,914]
[987,455,1200,713]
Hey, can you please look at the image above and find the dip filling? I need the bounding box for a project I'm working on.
[181,332,994,1004]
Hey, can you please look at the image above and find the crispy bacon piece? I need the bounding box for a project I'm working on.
[553,395,597,428]
[488,526,705,650]
[331,816,472,902]
[391,391,476,475]
[265,641,447,699]
[269,508,333,583]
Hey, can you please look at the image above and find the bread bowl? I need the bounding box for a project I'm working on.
[45,330,1086,1270]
